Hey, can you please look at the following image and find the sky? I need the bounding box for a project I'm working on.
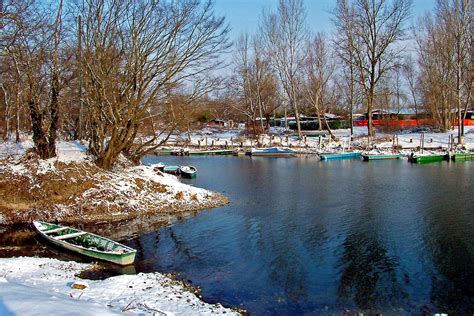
[213,0,437,42]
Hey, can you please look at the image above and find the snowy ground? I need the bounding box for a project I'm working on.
[161,126,474,155]
[0,139,228,225]
[0,257,239,315]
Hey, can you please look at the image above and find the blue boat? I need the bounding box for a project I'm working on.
[319,152,361,160]
[362,153,401,161]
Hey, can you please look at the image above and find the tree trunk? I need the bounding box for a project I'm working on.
[29,99,50,159]
[367,93,374,137]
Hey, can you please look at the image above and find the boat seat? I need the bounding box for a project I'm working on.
[54,232,87,240]
[43,227,69,234]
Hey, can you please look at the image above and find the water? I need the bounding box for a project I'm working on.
[2,155,473,314]
[135,155,474,314]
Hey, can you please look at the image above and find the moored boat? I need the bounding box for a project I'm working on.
[152,162,165,172]
[319,152,361,160]
[232,148,246,156]
[33,221,137,266]
[250,147,297,157]
[179,165,197,178]
[362,153,401,161]
[409,153,447,163]
[170,149,189,156]
[189,149,233,155]
[163,165,181,175]
[451,152,474,161]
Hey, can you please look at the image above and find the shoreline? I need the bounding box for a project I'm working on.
[0,257,243,315]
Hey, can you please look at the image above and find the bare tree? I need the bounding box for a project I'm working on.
[232,32,280,135]
[333,0,411,136]
[302,32,336,139]
[402,55,420,124]
[262,0,307,138]
[232,33,259,132]
[415,1,472,135]
[76,0,230,168]
[1,0,64,158]
[437,0,472,143]
[332,0,358,139]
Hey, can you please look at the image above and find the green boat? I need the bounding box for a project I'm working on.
[155,149,172,155]
[163,165,180,175]
[33,221,137,266]
[188,149,233,155]
[362,153,401,161]
[451,152,474,161]
[409,153,447,163]
[179,165,197,178]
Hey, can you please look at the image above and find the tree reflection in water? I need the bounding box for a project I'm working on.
[337,230,406,310]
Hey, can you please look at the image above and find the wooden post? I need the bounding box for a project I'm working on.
[421,133,425,154]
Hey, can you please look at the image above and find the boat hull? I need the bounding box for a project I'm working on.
[179,166,197,178]
[452,153,474,161]
[163,166,180,175]
[33,221,136,266]
[362,154,401,161]
[320,152,361,160]
[181,171,196,178]
[251,152,297,157]
[409,154,447,163]
[189,150,233,155]
[250,147,297,157]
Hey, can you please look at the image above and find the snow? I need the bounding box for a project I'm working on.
[158,126,474,154]
[0,257,239,316]
[0,138,223,225]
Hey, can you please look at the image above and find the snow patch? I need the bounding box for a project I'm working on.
[0,257,239,315]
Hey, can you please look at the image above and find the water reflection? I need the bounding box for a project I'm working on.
[337,229,404,310]
[418,167,474,312]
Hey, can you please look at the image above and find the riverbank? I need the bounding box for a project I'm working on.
[151,126,474,155]
[0,257,240,315]
[0,140,229,225]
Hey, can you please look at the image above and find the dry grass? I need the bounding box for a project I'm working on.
[0,153,229,225]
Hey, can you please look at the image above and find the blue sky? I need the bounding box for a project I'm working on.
[213,0,437,41]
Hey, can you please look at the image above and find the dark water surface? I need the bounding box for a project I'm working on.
[2,155,473,314]
[137,155,474,315]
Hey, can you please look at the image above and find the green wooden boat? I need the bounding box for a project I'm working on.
[451,152,474,161]
[189,149,233,155]
[33,221,136,266]
[163,165,180,175]
[155,149,173,155]
[362,153,401,161]
[409,153,447,163]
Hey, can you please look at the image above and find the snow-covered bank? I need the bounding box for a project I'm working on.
[0,257,239,315]
[0,140,228,225]
[162,126,474,152]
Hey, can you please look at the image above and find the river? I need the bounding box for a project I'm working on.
[1,155,473,314]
